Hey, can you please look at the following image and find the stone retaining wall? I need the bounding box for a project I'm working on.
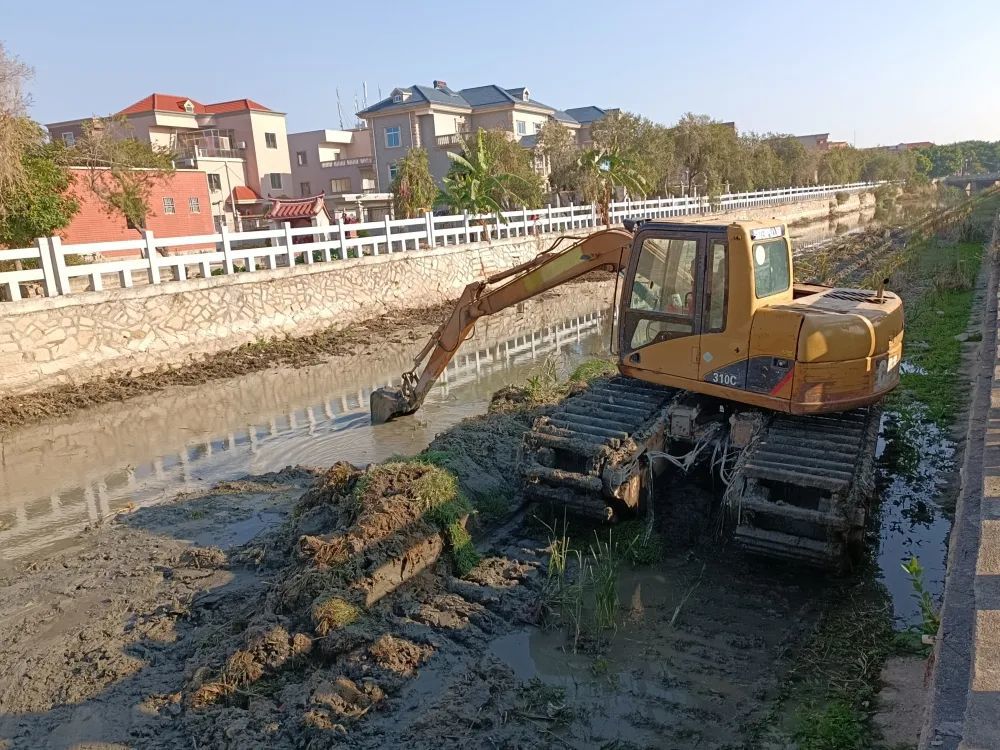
[0,193,870,396]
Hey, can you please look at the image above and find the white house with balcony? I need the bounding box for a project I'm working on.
[287,128,391,220]
[47,93,293,231]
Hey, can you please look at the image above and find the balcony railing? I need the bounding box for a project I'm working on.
[176,144,246,161]
[435,132,467,148]
[320,156,373,168]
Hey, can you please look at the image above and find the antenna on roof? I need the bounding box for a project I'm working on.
[336,88,344,129]
[378,86,382,101]
[354,92,361,128]
[363,81,368,109]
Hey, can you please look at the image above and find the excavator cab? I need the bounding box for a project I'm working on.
[617,220,904,414]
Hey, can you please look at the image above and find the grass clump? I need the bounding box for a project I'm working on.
[794,699,866,750]
[612,518,664,567]
[312,595,361,636]
[568,358,618,384]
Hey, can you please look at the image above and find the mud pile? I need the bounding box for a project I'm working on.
[178,459,541,747]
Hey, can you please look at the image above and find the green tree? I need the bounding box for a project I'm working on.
[592,111,675,195]
[390,147,436,218]
[0,141,77,249]
[669,114,741,195]
[439,129,541,214]
[535,122,581,193]
[817,147,862,184]
[0,43,40,225]
[66,116,175,229]
[577,148,649,225]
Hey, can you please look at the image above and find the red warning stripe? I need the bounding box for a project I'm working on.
[769,367,795,395]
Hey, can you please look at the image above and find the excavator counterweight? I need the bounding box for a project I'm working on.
[370,218,904,571]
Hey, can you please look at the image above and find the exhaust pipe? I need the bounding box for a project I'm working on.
[370,386,418,424]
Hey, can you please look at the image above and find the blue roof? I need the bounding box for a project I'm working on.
[564,106,607,124]
[358,82,580,120]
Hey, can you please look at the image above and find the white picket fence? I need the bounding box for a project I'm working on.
[0,181,877,303]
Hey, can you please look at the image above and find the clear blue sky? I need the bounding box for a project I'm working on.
[6,0,998,147]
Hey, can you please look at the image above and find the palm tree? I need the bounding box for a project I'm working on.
[577,148,649,225]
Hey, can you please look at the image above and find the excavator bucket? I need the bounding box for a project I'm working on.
[370,386,416,424]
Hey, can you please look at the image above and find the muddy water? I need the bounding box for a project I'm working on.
[0,294,615,567]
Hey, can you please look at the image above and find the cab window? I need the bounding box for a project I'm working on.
[629,238,698,314]
[752,238,790,298]
[706,241,727,332]
[628,237,699,349]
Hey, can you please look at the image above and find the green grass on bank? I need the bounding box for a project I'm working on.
[892,239,984,426]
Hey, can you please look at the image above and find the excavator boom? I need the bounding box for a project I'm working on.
[370,228,632,424]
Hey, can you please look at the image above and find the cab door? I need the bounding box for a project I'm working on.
[619,230,706,381]
[697,233,748,387]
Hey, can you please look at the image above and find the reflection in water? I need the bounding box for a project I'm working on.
[876,409,954,626]
[0,299,613,565]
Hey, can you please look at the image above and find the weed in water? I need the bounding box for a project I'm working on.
[523,356,563,404]
[612,518,664,567]
[901,556,940,636]
[589,531,620,632]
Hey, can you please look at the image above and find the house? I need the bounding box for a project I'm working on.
[794,133,832,151]
[884,141,934,152]
[356,80,609,191]
[563,106,618,147]
[47,93,293,231]
[59,167,215,256]
[286,128,392,220]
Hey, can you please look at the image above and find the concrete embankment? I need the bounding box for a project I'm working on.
[0,193,871,397]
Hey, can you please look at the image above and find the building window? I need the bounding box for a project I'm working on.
[392,94,403,103]
[300,181,311,196]
[265,132,278,149]
[189,197,201,213]
[388,163,399,182]
[330,178,351,193]
[207,173,222,191]
[516,120,527,136]
[534,121,541,133]
[61,131,75,146]
[163,197,176,215]
[270,174,282,190]
[385,126,401,148]
[296,151,307,166]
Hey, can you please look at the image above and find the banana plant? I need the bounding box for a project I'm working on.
[577,148,649,226]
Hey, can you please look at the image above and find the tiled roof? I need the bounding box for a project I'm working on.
[358,83,566,118]
[118,94,208,116]
[117,94,272,117]
[205,99,273,114]
[227,186,263,203]
[564,106,607,124]
[552,109,578,125]
[266,194,330,220]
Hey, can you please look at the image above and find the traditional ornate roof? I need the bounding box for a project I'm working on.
[266,194,330,221]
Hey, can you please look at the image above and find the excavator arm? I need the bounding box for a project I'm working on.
[370,228,633,423]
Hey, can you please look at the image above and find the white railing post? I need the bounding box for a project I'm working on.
[143,231,160,284]
[462,210,470,243]
[337,218,347,259]
[37,237,59,297]
[546,205,552,233]
[424,211,434,249]
[521,206,528,236]
[221,225,236,274]
[591,203,598,227]
[49,236,71,295]
[384,215,394,252]
[283,222,296,267]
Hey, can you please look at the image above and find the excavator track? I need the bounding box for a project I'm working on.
[730,405,882,570]
[520,377,676,520]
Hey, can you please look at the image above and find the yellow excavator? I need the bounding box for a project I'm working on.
[371,219,904,569]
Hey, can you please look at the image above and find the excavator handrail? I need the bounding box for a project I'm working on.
[370,227,634,423]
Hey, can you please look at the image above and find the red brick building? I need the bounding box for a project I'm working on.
[60,168,215,257]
